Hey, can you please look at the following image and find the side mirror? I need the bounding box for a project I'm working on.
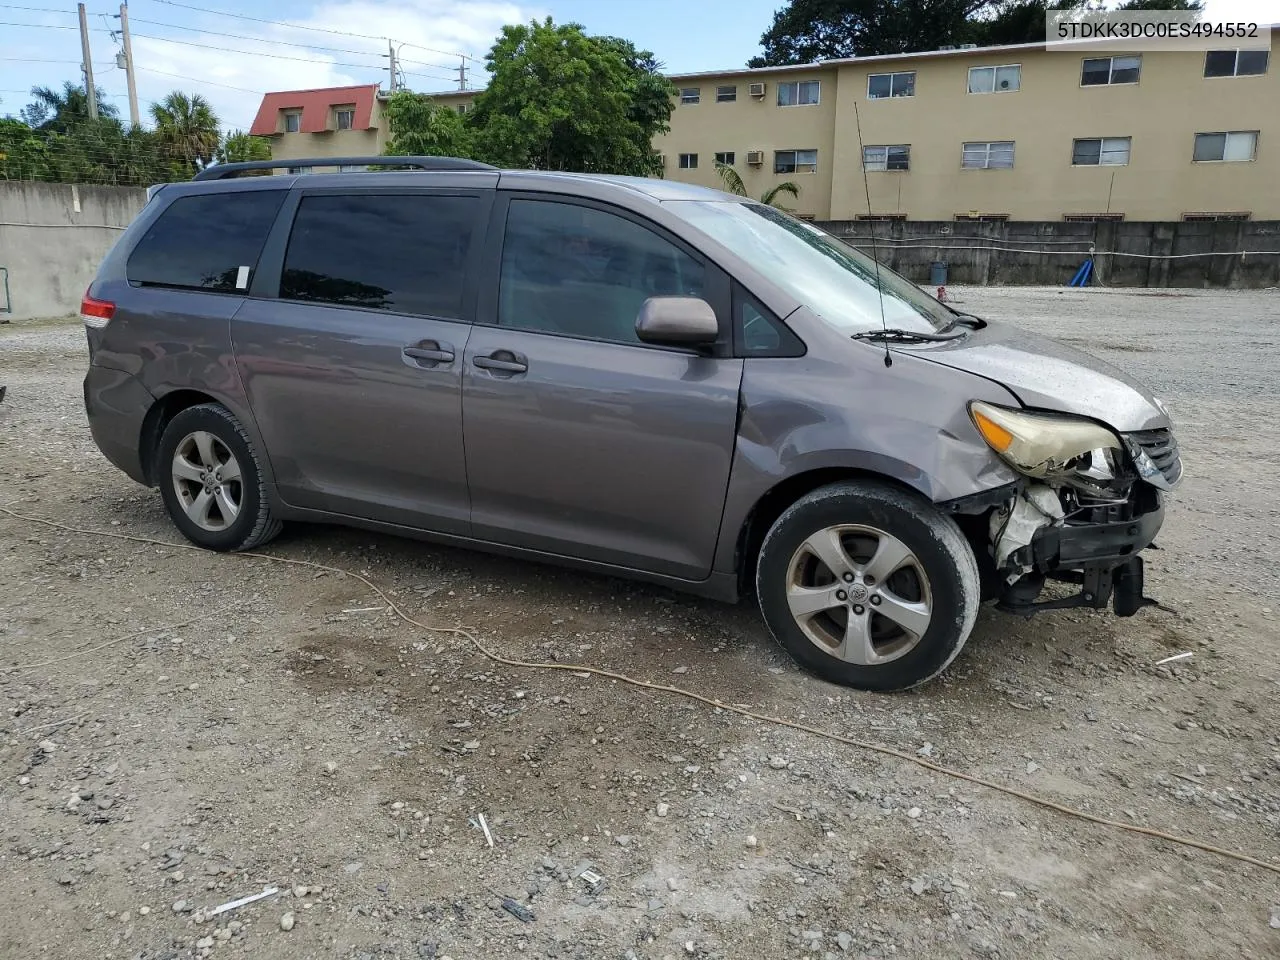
[635,297,719,347]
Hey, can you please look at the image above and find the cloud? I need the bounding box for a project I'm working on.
[118,0,537,133]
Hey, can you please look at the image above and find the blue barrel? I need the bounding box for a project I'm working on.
[930,261,948,286]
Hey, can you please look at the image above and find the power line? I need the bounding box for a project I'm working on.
[127,16,389,59]
[128,30,388,69]
[0,19,79,29]
[135,65,264,95]
[144,0,482,61]
[0,3,75,11]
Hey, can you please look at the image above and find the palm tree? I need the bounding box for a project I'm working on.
[715,161,801,211]
[150,92,221,172]
[21,82,118,132]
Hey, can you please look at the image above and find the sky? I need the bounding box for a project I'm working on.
[1,0,1276,134]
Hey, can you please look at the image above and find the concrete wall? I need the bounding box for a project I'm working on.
[820,218,1280,288]
[0,181,145,320]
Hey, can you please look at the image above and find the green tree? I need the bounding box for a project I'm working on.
[715,161,801,210]
[468,18,675,175]
[750,0,1203,62]
[217,130,272,164]
[150,91,220,173]
[20,81,119,132]
[381,91,472,158]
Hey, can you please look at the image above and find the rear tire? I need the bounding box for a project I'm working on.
[755,481,980,691]
[156,403,281,551]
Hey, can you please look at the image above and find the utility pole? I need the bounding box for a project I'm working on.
[458,57,467,91]
[119,2,140,128]
[387,39,398,92]
[77,2,98,120]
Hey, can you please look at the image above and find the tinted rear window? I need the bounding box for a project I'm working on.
[127,191,286,291]
[280,193,479,318]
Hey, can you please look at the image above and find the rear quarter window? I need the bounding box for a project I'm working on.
[127,191,287,292]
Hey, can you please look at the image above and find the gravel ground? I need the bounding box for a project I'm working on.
[1,286,1278,960]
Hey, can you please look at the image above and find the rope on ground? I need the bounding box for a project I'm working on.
[2,503,1277,878]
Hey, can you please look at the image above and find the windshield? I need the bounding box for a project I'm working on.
[668,200,953,333]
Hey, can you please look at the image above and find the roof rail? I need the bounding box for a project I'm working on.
[192,156,496,181]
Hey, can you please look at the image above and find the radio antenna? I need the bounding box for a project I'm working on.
[851,98,892,368]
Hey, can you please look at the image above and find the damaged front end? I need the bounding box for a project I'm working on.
[966,402,1182,618]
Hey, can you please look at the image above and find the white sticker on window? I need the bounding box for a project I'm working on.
[235,265,250,289]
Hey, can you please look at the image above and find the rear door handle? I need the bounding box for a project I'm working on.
[472,350,528,375]
[403,341,454,367]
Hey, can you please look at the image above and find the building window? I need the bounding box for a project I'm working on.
[1204,49,1269,77]
[678,153,698,169]
[1063,213,1125,222]
[1072,137,1131,166]
[679,87,700,105]
[1182,212,1251,221]
[456,104,469,114]
[855,214,907,221]
[1081,56,1141,86]
[1193,130,1257,162]
[867,71,915,99]
[714,151,735,166]
[863,144,910,171]
[775,149,817,174]
[954,214,1010,222]
[777,80,820,106]
[961,141,1015,169]
[282,110,301,133]
[334,106,355,130]
[968,64,1020,94]
[716,85,737,103]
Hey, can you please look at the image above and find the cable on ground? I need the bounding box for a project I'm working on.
[2,503,1277,878]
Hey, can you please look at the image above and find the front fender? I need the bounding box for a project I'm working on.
[713,317,1020,575]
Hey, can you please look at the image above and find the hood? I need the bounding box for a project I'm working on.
[900,319,1169,433]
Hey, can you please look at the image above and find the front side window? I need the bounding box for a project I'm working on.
[1081,56,1141,85]
[1193,130,1258,162]
[678,153,698,170]
[961,141,1015,169]
[498,199,706,345]
[1071,136,1131,166]
[714,151,735,165]
[280,193,478,318]
[680,87,700,105]
[716,85,737,102]
[863,144,910,171]
[968,64,1021,94]
[775,149,817,174]
[282,110,301,133]
[127,191,286,292]
[335,106,355,130]
[777,80,820,106]
[1204,49,1269,77]
[867,71,915,99]
[669,200,951,334]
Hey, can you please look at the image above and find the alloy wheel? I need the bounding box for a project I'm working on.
[171,430,243,532]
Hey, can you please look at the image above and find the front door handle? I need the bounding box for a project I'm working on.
[403,341,454,367]
[472,350,528,376]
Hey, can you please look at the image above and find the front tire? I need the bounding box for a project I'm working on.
[156,403,281,551]
[756,481,980,691]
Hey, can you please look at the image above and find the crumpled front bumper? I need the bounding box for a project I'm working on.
[990,481,1166,617]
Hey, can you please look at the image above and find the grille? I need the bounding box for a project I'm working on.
[1128,428,1182,486]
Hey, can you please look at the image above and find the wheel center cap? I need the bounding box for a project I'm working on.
[847,583,869,603]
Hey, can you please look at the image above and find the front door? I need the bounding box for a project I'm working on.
[233,188,488,534]
[461,196,743,580]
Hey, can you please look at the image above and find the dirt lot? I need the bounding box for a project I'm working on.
[2,286,1279,960]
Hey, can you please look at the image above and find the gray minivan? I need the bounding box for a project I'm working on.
[82,156,1181,691]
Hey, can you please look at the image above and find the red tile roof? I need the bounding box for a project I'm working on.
[249,84,379,136]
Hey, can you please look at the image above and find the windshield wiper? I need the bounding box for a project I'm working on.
[945,312,984,329]
[851,327,966,343]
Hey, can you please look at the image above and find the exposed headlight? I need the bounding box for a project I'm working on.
[969,401,1122,481]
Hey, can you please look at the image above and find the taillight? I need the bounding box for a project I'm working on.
[81,293,115,329]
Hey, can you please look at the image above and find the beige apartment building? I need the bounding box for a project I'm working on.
[254,31,1277,222]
